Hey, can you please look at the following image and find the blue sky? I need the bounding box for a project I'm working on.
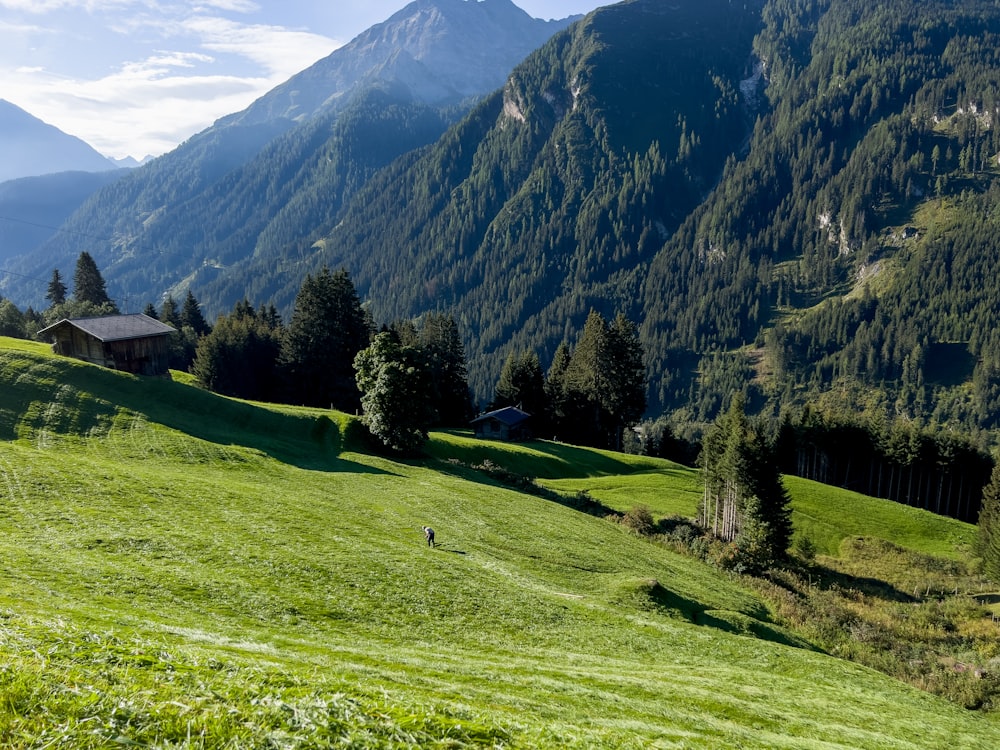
[0,1,605,161]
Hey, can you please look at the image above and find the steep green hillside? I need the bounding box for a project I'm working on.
[2,339,999,747]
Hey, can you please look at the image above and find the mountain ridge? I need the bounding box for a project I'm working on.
[0,0,576,312]
[0,99,121,182]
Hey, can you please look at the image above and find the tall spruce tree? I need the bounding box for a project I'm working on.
[180,290,211,336]
[160,296,181,328]
[978,463,1000,582]
[545,342,573,439]
[193,299,282,402]
[559,310,647,448]
[494,349,546,419]
[418,312,473,426]
[282,267,370,410]
[45,269,67,307]
[72,251,116,311]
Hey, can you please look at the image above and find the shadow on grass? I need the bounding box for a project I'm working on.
[0,351,395,475]
[426,430,672,479]
[427,455,617,518]
[810,566,917,603]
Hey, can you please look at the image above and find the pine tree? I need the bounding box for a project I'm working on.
[193,300,282,401]
[978,463,1000,582]
[494,349,546,419]
[142,302,159,319]
[160,296,181,328]
[416,313,472,426]
[559,310,647,448]
[606,312,647,447]
[180,290,211,336]
[45,269,67,307]
[282,267,371,410]
[700,394,792,573]
[545,342,573,440]
[72,252,116,310]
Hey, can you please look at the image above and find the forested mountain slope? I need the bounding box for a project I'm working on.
[290,0,763,400]
[295,0,1000,433]
[641,0,1000,429]
[0,0,573,311]
[0,170,126,264]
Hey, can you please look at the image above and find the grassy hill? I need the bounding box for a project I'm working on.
[1,338,999,747]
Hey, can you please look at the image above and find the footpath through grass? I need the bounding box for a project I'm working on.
[1,341,999,747]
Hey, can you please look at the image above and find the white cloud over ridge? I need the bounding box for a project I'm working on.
[0,1,337,158]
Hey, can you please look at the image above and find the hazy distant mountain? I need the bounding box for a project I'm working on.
[1,0,577,310]
[0,100,120,182]
[0,170,127,264]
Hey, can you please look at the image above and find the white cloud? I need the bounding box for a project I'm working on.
[0,2,337,159]
[177,15,335,77]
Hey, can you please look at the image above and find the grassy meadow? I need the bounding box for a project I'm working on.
[1,338,999,747]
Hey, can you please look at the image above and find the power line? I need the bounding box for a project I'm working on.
[0,214,118,244]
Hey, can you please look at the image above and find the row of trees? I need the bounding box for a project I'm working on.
[493,310,646,449]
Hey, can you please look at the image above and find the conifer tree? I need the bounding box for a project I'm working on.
[45,269,67,307]
[700,394,792,573]
[418,312,473,426]
[72,251,116,311]
[494,349,546,419]
[978,463,1000,582]
[193,300,282,401]
[545,342,573,440]
[282,267,370,410]
[142,302,159,319]
[180,289,211,336]
[160,296,181,328]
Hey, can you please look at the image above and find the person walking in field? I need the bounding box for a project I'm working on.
[422,525,435,547]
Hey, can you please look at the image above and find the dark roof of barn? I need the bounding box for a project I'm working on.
[38,314,175,342]
[471,406,532,426]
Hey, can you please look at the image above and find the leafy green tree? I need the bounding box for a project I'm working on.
[0,299,26,339]
[354,332,435,454]
[72,251,116,311]
[978,463,1000,582]
[282,267,371,409]
[180,290,211,336]
[45,269,67,307]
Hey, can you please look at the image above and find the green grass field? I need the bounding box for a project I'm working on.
[1,339,998,747]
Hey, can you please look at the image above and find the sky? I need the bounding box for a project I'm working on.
[0,0,607,161]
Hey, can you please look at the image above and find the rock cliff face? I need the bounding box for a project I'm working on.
[0,99,118,182]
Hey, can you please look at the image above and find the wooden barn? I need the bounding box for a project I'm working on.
[38,314,176,376]
[471,406,532,442]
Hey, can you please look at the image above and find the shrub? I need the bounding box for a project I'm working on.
[621,505,655,535]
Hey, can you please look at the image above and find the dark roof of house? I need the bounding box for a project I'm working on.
[471,406,532,427]
[38,314,175,342]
